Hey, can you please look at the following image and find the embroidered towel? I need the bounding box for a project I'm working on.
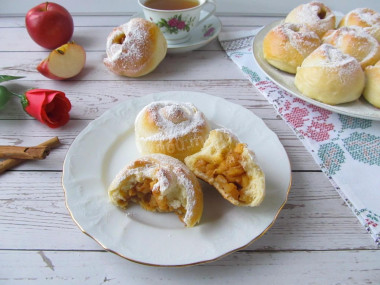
[218,29,380,245]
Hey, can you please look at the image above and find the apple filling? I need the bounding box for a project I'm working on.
[317,8,327,19]
[112,33,126,45]
[117,178,186,215]
[194,143,251,203]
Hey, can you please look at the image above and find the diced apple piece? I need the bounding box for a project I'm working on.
[37,42,86,80]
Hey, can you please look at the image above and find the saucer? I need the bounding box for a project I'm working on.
[132,11,222,53]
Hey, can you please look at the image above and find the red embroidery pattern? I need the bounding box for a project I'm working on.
[256,81,335,142]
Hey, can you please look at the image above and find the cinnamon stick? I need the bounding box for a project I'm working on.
[0,137,60,174]
[0,145,50,160]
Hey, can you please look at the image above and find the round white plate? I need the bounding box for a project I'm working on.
[253,20,380,121]
[63,91,291,267]
[133,11,221,53]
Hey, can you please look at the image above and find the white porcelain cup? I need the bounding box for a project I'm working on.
[138,0,216,44]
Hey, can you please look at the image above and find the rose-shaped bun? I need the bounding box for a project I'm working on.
[363,60,380,108]
[185,129,265,207]
[284,1,336,38]
[322,26,380,69]
[263,22,321,74]
[104,18,167,77]
[108,154,203,227]
[339,8,380,43]
[135,101,210,161]
[295,44,365,105]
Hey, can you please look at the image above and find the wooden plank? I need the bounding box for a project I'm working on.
[0,16,280,51]
[2,0,379,16]
[0,250,379,283]
[0,15,282,28]
[0,80,275,120]
[0,171,375,251]
[0,116,319,171]
[0,51,247,81]
[0,26,224,52]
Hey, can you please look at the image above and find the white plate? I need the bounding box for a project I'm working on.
[62,91,291,267]
[253,20,380,121]
[133,11,221,53]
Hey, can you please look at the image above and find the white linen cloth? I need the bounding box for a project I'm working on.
[218,29,380,246]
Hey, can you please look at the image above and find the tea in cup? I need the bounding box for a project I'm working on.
[138,0,216,44]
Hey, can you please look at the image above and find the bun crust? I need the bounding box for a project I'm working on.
[295,44,365,105]
[323,26,380,69]
[363,60,380,108]
[339,8,380,43]
[263,22,321,74]
[135,101,210,162]
[284,1,336,38]
[185,129,265,207]
[104,18,167,77]
[108,154,203,227]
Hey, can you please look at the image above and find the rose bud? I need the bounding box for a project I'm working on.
[21,89,71,128]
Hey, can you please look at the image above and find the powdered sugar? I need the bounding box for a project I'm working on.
[320,44,354,64]
[296,1,334,26]
[104,18,150,70]
[136,101,208,141]
[315,44,362,83]
[348,8,380,27]
[324,26,380,65]
[276,23,320,56]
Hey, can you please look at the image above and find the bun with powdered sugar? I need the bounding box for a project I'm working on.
[104,18,167,77]
[135,101,210,162]
[108,153,203,227]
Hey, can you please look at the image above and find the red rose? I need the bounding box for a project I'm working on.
[22,89,71,128]
[168,18,179,27]
[177,20,186,30]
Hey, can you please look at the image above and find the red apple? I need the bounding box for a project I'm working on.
[37,42,86,80]
[25,2,74,49]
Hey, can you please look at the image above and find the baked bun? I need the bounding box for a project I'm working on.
[339,8,380,43]
[363,60,380,108]
[184,129,265,207]
[284,1,336,38]
[104,18,167,77]
[108,154,203,227]
[263,22,321,74]
[295,44,365,105]
[322,26,380,69]
[135,101,210,162]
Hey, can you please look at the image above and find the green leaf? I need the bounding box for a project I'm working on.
[0,75,25,83]
[0,86,12,110]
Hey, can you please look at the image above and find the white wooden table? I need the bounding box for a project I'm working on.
[0,13,379,284]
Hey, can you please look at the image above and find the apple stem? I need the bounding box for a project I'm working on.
[45,2,49,11]
[57,49,64,55]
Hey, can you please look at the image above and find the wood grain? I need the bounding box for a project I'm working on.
[1,250,379,284]
[0,13,378,283]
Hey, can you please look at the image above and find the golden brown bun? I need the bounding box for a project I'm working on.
[135,101,210,162]
[295,44,365,105]
[184,129,265,207]
[339,8,380,43]
[363,60,380,108]
[104,18,167,77]
[284,1,336,38]
[263,22,321,74]
[108,154,203,227]
[322,26,380,69]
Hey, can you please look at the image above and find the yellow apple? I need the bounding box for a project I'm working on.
[37,42,86,80]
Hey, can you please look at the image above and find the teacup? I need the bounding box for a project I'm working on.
[138,0,216,44]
